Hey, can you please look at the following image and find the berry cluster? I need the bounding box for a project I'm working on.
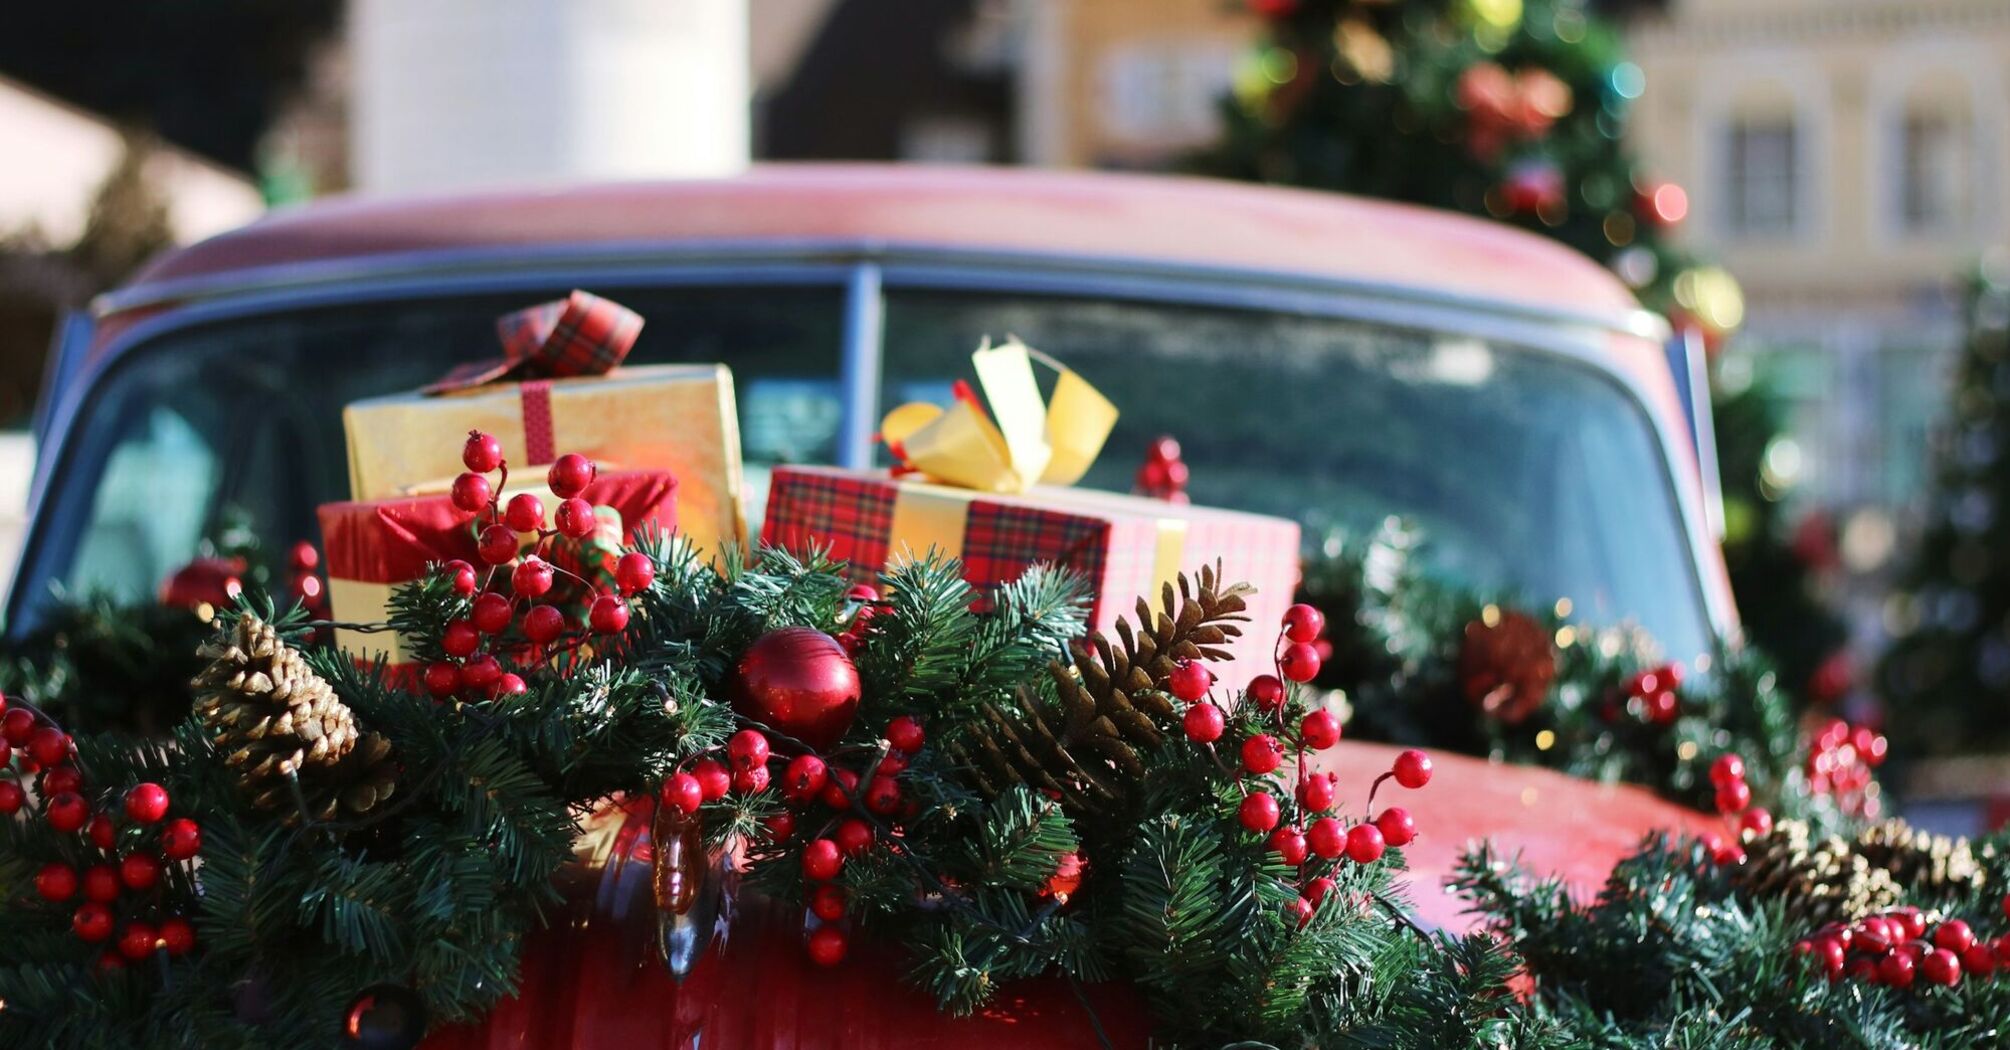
[1795,901,2010,991]
[423,432,654,702]
[1133,435,1190,503]
[1175,603,1432,926]
[1804,718,1887,819]
[1609,662,1685,726]
[833,583,880,656]
[1696,752,1769,864]
[4,696,201,971]
[287,540,329,642]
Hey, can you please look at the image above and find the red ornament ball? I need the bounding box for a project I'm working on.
[1247,674,1286,712]
[1714,779,1752,814]
[472,592,514,634]
[1269,826,1309,866]
[1282,604,1325,643]
[0,780,22,816]
[731,628,862,752]
[1168,659,1213,702]
[72,902,114,942]
[806,925,849,967]
[1345,823,1386,864]
[2,708,35,745]
[1279,643,1322,683]
[48,791,90,833]
[1392,750,1433,789]
[1241,734,1284,774]
[1299,710,1341,750]
[28,726,70,767]
[159,916,195,957]
[423,661,461,699]
[886,715,926,754]
[117,922,158,961]
[616,552,656,596]
[119,852,161,891]
[523,604,566,645]
[1375,807,1417,847]
[450,472,492,514]
[661,773,703,815]
[835,817,874,856]
[692,759,731,802]
[161,818,202,861]
[1296,772,1337,813]
[554,497,598,540]
[83,863,120,902]
[547,453,597,499]
[462,430,504,473]
[443,559,479,596]
[1922,948,1961,987]
[42,765,83,797]
[782,754,829,803]
[588,595,630,635]
[35,862,77,902]
[1184,702,1225,744]
[477,524,519,566]
[802,838,844,881]
[512,557,555,599]
[441,619,480,658]
[732,765,771,795]
[1307,817,1345,860]
[810,884,848,922]
[1238,791,1281,833]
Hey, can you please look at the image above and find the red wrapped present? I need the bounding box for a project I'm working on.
[762,465,1299,686]
[318,470,678,669]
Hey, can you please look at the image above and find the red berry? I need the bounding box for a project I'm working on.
[35,863,78,902]
[1287,897,1315,928]
[1892,907,1927,941]
[443,559,479,595]
[28,726,70,767]
[1307,817,1345,859]
[886,715,926,754]
[864,776,902,816]
[1710,837,1745,866]
[96,951,125,973]
[661,773,703,815]
[1392,750,1433,789]
[460,654,503,691]
[763,810,797,841]
[477,524,519,565]
[1168,659,1213,702]
[87,814,115,851]
[727,730,771,772]
[48,791,90,833]
[1238,791,1280,833]
[1303,875,1336,907]
[1269,826,1309,866]
[1861,732,1889,767]
[83,864,120,902]
[616,552,656,596]
[1934,920,1976,955]
[845,583,880,602]
[1299,710,1341,750]
[119,853,161,891]
[462,430,504,473]
[472,592,514,634]
[806,925,848,967]
[0,780,22,815]
[1708,754,1745,787]
[72,903,114,942]
[1813,936,1846,976]
[512,557,555,599]
[118,922,157,961]
[442,618,481,658]
[450,472,493,514]
[1296,772,1337,812]
[423,661,461,698]
[1922,948,1961,987]
[821,768,859,810]
[1345,823,1386,864]
[732,765,771,795]
[1,708,34,746]
[588,595,630,634]
[1247,674,1286,712]
[523,604,566,644]
[42,765,83,796]
[803,838,843,881]
[783,754,830,803]
[1964,944,1997,978]
[554,498,598,540]
[503,492,545,533]
[1184,702,1225,744]
[1646,690,1679,725]
[1738,807,1773,839]
[1375,807,1417,847]
[835,818,874,856]
[2001,893,2010,923]
[1279,642,1322,683]
[810,884,848,922]
[1714,779,1752,814]
[161,818,201,861]
[547,453,596,499]
[0,740,9,768]
[1282,603,1325,643]
[1241,734,1284,774]
[159,917,195,956]
[693,759,731,801]
[1878,951,1916,988]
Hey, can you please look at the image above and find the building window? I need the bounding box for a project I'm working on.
[1898,108,1971,234]
[1723,118,1799,236]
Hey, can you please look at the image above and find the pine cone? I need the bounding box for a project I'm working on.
[191,615,397,825]
[1854,819,1989,898]
[950,565,1251,815]
[1732,819,1900,925]
[1455,608,1556,726]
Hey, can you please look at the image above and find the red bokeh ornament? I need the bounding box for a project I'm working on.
[159,556,246,610]
[1456,610,1557,726]
[731,627,862,751]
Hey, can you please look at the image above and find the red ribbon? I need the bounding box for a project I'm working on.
[520,381,556,466]
[425,290,644,395]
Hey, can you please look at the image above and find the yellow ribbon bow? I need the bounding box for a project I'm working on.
[879,339,1119,493]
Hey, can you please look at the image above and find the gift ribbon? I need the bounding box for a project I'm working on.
[879,339,1118,494]
[881,482,1188,601]
[424,290,644,395]
[520,380,557,466]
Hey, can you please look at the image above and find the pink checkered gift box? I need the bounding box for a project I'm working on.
[762,465,1300,686]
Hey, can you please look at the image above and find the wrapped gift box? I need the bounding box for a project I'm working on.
[318,470,678,668]
[342,364,745,560]
[762,465,1300,685]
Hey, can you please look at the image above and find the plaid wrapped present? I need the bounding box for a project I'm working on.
[762,466,1300,685]
[318,470,677,670]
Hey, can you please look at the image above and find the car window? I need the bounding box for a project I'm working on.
[879,291,1711,668]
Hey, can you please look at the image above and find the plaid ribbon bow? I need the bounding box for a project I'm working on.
[425,290,644,395]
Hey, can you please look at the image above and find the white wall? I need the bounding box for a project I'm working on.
[350,0,751,193]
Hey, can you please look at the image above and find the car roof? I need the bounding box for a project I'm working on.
[118,164,1646,329]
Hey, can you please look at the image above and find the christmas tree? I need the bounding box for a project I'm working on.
[1881,272,2010,757]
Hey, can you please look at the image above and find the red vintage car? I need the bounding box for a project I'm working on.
[26,166,1728,1046]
